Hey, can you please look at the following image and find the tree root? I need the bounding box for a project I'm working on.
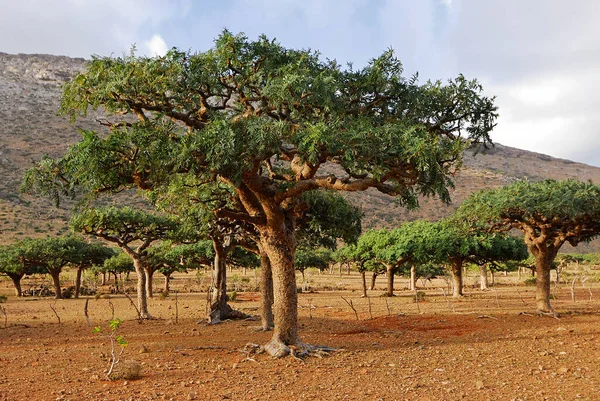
[264,338,339,359]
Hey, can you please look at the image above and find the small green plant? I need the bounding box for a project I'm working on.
[92,318,129,380]
[524,277,537,286]
[228,291,237,302]
[0,295,7,303]
[84,299,137,380]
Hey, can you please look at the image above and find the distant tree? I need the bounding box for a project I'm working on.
[146,241,214,295]
[456,179,600,313]
[70,207,177,318]
[0,243,44,297]
[96,251,135,293]
[17,236,91,299]
[72,242,115,297]
[25,31,496,356]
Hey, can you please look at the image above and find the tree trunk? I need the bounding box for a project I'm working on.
[132,258,151,319]
[50,270,62,299]
[491,269,495,286]
[7,273,23,297]
[164,273,171,294]
[535,248,557,313]
[208,236,245,324]
[113,272,119,293]
[347,263,350,275]
[101,272,106,286]
[370,272,377,290]
[259,249,274,330]
[75,266,84,298]
[450,258,463,298]
[145,267,155,298]
[361,270,367,297]
[480,264,489,291]
[410,265,416,291]
[260,225,300,358]
[385,264,395,297]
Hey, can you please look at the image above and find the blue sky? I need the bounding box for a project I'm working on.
[2,0,600,166]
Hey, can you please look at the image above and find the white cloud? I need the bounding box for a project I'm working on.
[145,34,168,57]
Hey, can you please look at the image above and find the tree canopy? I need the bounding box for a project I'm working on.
[456,179,600,312]
[24,30,497,357]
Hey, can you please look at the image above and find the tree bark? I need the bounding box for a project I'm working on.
[259,249,274,330]
[163,273,171,294]
[50,270,63,299]
[113,272,120,293]
[7,273,23,297]
[384,264,396,297]
[534,248,557,313]
[75,266,84,298]
[410,265,416,291]
[479,264,489,291]
[260,225,300,357]
[370,272,377,290]
[132,258,151,319]
[361,270,367,297]
[145,267,155,298]
[450,258,463,297]
[101,272,106,286]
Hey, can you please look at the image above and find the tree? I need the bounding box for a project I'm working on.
[0,243,44,297]
[456,179,600,313]
[26,31,496,356]
[96,251,135,293]
[70,207,177,318]
[18,236,92,299]
[146,241,213,294]
[72,242,115,297]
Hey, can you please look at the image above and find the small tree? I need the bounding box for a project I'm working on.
[73,242,115,297]
[70,207,177,318]
[456,179,600,313]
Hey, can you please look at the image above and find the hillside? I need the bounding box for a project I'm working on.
[2,52,600,251]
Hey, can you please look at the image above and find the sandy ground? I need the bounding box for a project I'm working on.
[1,273,600,400]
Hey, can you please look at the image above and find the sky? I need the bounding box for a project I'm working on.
[1,0,599,166]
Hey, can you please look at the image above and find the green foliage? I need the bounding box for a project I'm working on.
[98,251,134,275]
[0,295,7,303]
[456,179,600,248]
[295,248,332,272]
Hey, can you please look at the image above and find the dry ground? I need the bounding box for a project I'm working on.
[1,272,600,400]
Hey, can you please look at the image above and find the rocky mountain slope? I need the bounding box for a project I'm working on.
[2,53,600,251]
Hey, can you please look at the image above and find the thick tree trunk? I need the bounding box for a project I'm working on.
[370,272,377,290]
[7,273,23,297]
[50,271,62,299]
[385,264,395,297]
[75,267,84,298]
[450,259,463,298]
[535,249,557,313]
[361,270,367,297]
[163,273,171,294]
[480,264,489,291]
[145,268,154,298]
[259,249,274,330]
[132,258,151,319]
[260,226,300,357]
[410,265,416,291]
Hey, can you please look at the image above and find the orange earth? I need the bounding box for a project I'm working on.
[0,273,599,401]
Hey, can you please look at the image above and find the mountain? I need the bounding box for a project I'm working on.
[2,53,600,251]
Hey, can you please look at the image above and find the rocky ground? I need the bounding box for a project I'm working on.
[1,279,599,401]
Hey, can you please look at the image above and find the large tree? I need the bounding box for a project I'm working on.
[0,243,44,297]
[70,207,177,318]
[26,31,496,356]
[456,179,600,313]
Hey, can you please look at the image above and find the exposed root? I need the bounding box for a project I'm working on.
[251,325,273,332]
[264,339,339,359]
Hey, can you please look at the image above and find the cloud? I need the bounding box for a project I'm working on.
[145,34,168,57]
